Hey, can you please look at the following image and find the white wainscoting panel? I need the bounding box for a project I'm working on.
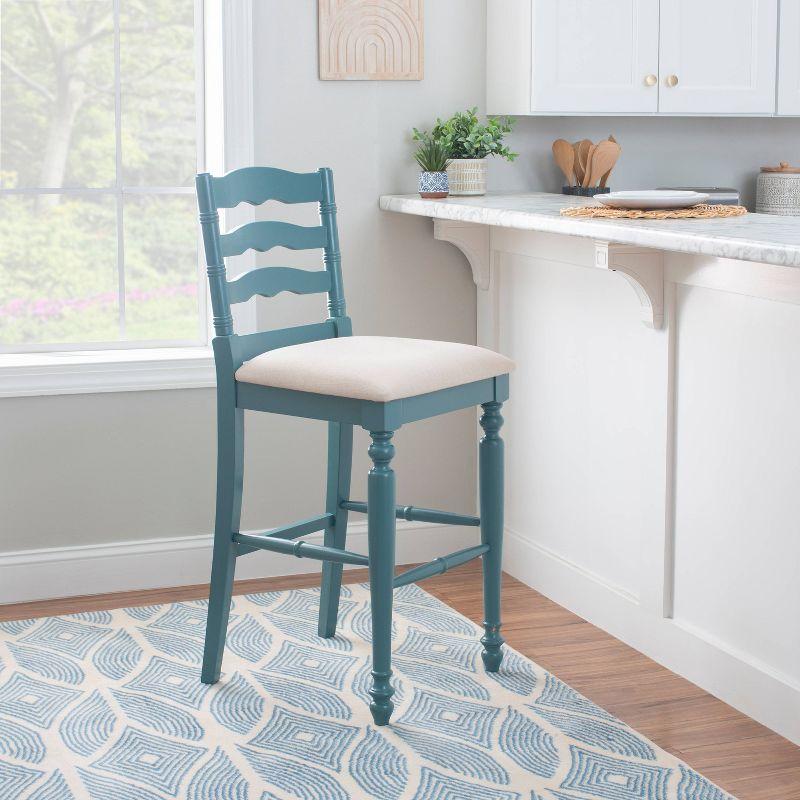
[671,285,800,681]
[504,525,800,746]
[497,246,668,602]
[482,229,800,745]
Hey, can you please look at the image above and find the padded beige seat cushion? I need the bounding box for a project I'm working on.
[235,335,515,402]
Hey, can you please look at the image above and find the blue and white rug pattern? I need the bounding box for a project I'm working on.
[0,583,736,799]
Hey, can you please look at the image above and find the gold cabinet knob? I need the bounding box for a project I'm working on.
[666,74,679,88]
[644,74,657,87]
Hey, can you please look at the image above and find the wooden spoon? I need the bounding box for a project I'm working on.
[572,142,584,185]
[576,139,592,185]
[586,140,621,189]
[582,143,598,188]
[552,139,575,186]
[600,135,619,189]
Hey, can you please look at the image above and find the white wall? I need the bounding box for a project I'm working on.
[0,2,485,590]
[6,0,800,608]
[490,115,800,210]
[250,0,487,519]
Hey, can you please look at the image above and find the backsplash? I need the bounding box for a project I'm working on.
[489,116,800,210]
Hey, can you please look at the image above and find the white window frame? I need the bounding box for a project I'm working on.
[0,0,255,397]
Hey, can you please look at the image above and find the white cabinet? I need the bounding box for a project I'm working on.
[530,0,659,114]
[658,0,777,114]
[487,0,780,116]
[778,0,800,115]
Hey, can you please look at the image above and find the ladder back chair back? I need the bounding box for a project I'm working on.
[196,165,512,726]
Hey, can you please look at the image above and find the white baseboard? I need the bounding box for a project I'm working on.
[0,521,477,605]
[503,526,800,747]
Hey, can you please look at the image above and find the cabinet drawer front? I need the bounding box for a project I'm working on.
[531,0,659,114]
[659,0,778,114]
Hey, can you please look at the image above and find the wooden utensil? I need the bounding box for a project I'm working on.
[572,142,584,185]
[576,139,592,185]
[599,135,619,189]
[552,139,575,186]
[586,140,621,188]
[582,143,598,187]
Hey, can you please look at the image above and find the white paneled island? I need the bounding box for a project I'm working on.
[380,192,800,744]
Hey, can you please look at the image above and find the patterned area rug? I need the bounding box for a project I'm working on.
[0,583,735,800]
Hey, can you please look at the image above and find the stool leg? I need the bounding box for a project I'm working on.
[367,430,396,726]
[479,401,505,673]
[202,404,244,684]
[318,422,353,637]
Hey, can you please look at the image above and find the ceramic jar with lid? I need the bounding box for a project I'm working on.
[756,162,800,215]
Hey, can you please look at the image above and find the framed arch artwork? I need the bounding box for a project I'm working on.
[319,0,424,80]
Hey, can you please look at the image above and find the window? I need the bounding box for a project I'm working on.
[0,0,206,354]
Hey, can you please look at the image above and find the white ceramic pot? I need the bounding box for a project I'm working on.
[446,158,487,196]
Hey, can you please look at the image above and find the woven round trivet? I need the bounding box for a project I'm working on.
[559,204,748,220]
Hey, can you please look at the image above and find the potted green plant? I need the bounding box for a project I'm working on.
[414,138,451,199]
[413,108,517,196]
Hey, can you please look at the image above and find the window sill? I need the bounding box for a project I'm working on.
[0,347,216,398]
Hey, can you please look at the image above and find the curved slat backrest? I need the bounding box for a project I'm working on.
[196,166,348,361]
[210,167,323,208]
[227,267,331,305]
[219,221,327,258]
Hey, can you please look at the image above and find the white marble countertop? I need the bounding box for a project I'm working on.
[379,192,800,268]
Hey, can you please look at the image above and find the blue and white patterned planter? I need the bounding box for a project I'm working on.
[418,171,449,199]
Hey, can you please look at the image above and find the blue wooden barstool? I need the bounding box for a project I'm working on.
[196,166,513,725]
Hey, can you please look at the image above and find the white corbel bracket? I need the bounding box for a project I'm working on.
[433,219,491,290]
[595,241,664,329]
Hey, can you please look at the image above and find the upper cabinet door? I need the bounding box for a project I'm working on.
[531,0,659,114]
[778,0,800,115]
[659,0,777,114]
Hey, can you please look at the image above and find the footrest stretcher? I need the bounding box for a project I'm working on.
[234,531,368,565]
[393,543,489,589]
[341,500,479,527]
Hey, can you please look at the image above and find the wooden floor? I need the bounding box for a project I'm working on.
[2,563,798,799]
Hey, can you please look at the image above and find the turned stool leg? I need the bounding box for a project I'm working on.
[479,401,505,672]
[367,430,396,725]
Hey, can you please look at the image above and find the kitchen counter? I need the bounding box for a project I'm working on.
[379,192,800,268]
[379,188,800,746]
